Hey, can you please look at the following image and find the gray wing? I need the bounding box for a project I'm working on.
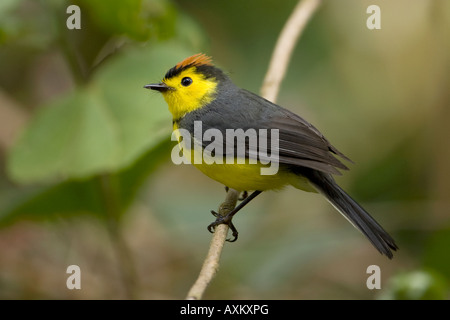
[180,88,352,175]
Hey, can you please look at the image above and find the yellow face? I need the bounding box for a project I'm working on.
[161,67,218,121]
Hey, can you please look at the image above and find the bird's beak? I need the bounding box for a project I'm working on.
[144,82,170,92]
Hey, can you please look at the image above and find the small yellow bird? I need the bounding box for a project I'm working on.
[145,53,398,259]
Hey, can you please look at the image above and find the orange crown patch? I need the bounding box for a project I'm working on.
[175,53,213,69]
[164,53,214,80]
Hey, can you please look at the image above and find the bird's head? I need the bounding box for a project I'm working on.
[145,53,227,121]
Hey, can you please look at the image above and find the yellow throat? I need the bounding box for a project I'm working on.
[160,67,218,121]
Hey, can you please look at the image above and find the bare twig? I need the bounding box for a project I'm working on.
[261,0,322,102]
[185,0,322,300]
[186,189,240,300]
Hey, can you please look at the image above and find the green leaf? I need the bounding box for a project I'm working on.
[8,90,118,182]
[424,228,450,280]
[78,0,149,40]
[0,179,105,225]
[0,138,172,226]
[7,42,193,184]
[379,270,448,300]
[75,0,174,41]
[116,138,173,211]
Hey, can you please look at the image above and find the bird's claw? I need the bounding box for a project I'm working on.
[207,210,239,242]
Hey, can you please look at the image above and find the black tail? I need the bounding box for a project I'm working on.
[305,170,398,259]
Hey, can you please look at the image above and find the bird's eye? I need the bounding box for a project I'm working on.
[181,77,193,87]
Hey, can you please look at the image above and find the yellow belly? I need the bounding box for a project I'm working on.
[193,161,287,191]
[193,150,315,192]
[172,126,316,192]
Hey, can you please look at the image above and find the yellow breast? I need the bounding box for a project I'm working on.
[172,124,315,192]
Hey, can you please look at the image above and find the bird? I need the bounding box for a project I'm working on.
[144,53,398,259]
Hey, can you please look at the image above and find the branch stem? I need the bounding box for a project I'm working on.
[186,189,240,300]
[261,0,322,102]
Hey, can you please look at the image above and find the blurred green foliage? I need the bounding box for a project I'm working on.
[1,0,202,225]
[380,270,448,300]
[8,44,183,183]
[0,0,449,300]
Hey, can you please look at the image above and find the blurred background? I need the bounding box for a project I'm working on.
[0,0,449,299]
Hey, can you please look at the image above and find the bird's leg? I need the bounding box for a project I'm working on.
[207,190,262,242]
[224,186,248,201]
[239,191,248,201]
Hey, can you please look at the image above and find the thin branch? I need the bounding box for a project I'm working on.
[186,189,240,300]
[261,0,322,102]
[185,0,322,300]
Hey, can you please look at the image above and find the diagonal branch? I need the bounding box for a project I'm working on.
[185,0,322,300]
[186,189,240,300]
[261,0,322,103]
